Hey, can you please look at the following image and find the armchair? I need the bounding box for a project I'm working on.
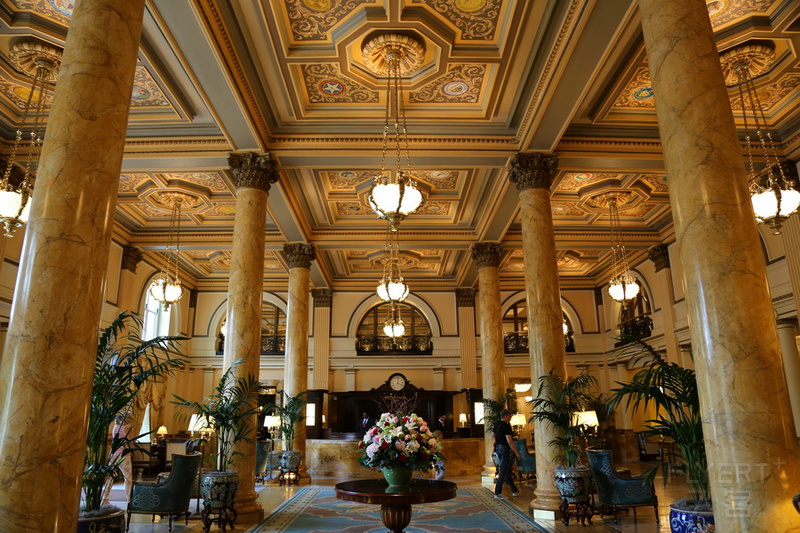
[514,438,536,482]
[586,449,658,523]
[127,453,202,532]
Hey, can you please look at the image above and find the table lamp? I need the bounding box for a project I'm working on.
[156,425,168,444]
[458,413,467,428]
[510,414,526,439]
[571,410,599,450]
[263,415,281,438]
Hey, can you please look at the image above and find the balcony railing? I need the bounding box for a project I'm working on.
[217,334,285,355]
[356,334,433,355]
[615,314,653,347]
[504,331,575,354]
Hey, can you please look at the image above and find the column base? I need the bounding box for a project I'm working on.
[235,507,264,526]
[529,488,563,516]
[233,490,263,524]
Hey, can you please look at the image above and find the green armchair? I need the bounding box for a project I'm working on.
[127,453,202,532]
[514,438,536,482]
[586,449,658,523]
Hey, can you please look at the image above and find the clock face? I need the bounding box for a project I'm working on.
[389,374,406,391]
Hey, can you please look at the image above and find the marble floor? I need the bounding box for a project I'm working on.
[120,465,688,533]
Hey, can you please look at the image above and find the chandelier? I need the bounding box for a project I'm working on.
[148,193,190,308]
[603,193,640,302]
[363,34,425,231]
[376,228,409,302]
[383,302,405,338]
[0,42,61,236]
[721,43,800,235]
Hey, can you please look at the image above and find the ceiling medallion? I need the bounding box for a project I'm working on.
[719,42,775,87]
[155,191,200,211]
[361,34,425,77]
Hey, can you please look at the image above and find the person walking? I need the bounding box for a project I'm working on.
[493,409,521,499]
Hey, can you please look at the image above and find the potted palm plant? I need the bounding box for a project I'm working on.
[264,391,308,476]
[608,339,711,532]
[79,312,186,533]
[172,361,262,517]
[530,370,597,502]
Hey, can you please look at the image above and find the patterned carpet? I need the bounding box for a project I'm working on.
[245,487,549,533]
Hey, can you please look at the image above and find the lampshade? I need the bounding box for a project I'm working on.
[383,317,405,338]
[156,425,168,436]
[608,278,640,302]
[263,415,281,429]
[458,413,467,424]
[514,383,531,393]
[188,414,213,433]
[571,410,599,428]
[510,414,526,427]
[376,277,409,302]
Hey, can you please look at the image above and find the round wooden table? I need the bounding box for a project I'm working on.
[335,479,457,533]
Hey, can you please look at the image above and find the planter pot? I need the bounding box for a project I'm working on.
[276,450,302,471]
[381,465,414,488]
[200,471,239,509]
[554,465,592,503]
[669,505,715,533]
[77,509,126,533]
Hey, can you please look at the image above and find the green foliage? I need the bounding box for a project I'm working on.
[482,390,516,434]
[608,338,708,504]
[83,312,186,513]
[172,360,262,471]
[530,369,597,468]
[263,391,308,451]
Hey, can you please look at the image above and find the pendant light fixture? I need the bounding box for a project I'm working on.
[603,193,640,302]
[363,34,425,231]
[148,193,190,308]
[383,302,405,338]
[720,42,800,235]
[376,227,409,302]
[0,42,61,236]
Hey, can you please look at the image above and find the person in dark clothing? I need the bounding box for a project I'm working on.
[493,409,522,499]
[434,414,447,436]
[357,412,374,436]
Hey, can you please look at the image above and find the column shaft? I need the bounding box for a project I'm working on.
[457,289,478,389]
[311,289,332,391]
[471,243,506,473]
[224,152,277,522]
[640,0,800,527]
[510,152,567,512]
[0,1,146,530]
[283,243,315,473]
[776,321,800,438]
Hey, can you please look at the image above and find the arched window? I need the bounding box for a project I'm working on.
[502,300,575,353]
[217,302,286,355]
[356,301,432,355]
[142,288,172,341]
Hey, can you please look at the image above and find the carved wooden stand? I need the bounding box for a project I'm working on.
[559,498,594,526]
[201,503,237,532]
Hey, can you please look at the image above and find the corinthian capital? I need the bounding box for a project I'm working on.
[508,152,559,192]
[470,242,504,268]
[228,152,279,192]
[283,243,316,269]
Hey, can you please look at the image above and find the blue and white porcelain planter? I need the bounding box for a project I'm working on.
[554,465,592,503]
[77,509,126,533]
[669,505,715,533]
[200,471,239,509]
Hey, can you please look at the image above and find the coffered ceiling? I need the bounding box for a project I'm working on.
[0,0,798,292]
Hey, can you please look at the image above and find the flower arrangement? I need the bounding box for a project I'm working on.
[358,412,443,472]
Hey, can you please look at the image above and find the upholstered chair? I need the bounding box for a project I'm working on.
[586,449,658,523]
[127,453,202,532]
[514,439,537,482]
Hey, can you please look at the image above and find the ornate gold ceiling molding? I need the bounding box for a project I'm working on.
[193,0,272,145]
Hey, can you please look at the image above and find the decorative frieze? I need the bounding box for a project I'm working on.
[121,245,143,273]
[228,152,279,192]
[283,243,316,269]
[508,152,559,192]
[312,288,333,308]
[455,288,476,307]
[470,242,503,268]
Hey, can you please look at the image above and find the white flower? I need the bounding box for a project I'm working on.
[366,442,379,459]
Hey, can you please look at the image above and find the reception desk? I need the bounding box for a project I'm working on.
[306,438,486,478]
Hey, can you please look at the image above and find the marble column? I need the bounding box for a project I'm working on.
[640,0,800,528]
[776,320,800,438]
[223,152,278,522]
[0,1,146,530]
[647,244,681,365]
[283,243,316,474]
[508,152,568,513]
[456,288,478,389]
[311,289,332,391]
[469,243,506,476]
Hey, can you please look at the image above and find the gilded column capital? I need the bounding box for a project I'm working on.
[228,152,279,192]
[312,288,333,307]
[647,244,671,272]
[776,318,798,329]
[470,242,503,268]
[283,243,316,269]
[456,288,476,307]
[121,244,143,273]
[508,152,559,192]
